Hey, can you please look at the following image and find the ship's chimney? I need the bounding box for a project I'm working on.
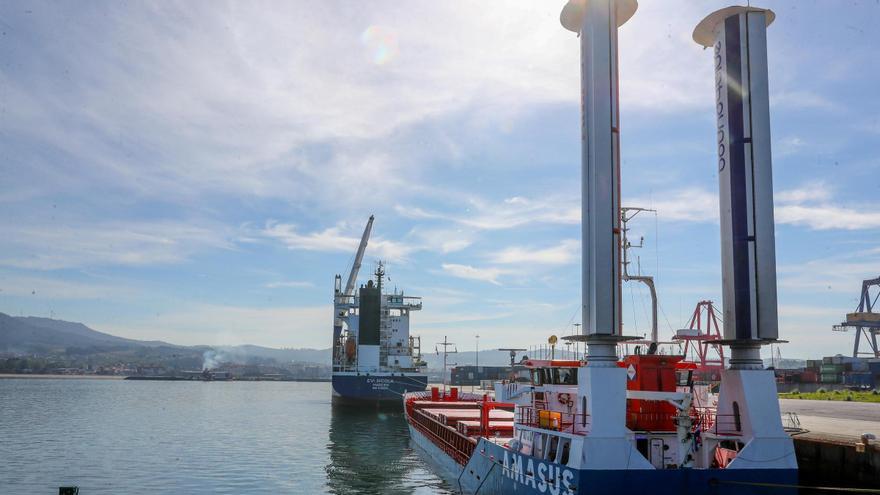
[694,7,779,369]
[561,0,637,363]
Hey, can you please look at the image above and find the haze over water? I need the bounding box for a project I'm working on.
[0,379,452,494]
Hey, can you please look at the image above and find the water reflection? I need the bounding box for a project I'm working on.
[325,404,453,494]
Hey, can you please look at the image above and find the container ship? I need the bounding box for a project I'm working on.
[404,1,798,492]
[331,216,428,402]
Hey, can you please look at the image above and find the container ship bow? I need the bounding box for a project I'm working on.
[331,216,428,403]
[404,0,797,493]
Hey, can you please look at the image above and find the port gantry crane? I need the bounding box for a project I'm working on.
[832,276,880,358]
[673,300,725,379]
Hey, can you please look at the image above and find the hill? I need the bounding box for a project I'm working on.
[0,312,330,368]
[0,312,143,354]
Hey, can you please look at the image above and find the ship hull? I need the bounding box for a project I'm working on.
[410,423,798,495]
[331,372,427,402]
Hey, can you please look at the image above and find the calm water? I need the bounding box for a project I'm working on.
[0,379,454,494]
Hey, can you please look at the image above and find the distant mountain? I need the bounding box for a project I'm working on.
[14,315,148,346]
[0,312,330,366]
[0,312,136,353]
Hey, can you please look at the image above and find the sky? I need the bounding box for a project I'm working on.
[1,0,878,359]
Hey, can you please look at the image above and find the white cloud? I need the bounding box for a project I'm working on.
[629,188,719,223]
[1,0,718,213]
[0,274,136,300]
[776,181,832,203]
[396,195,579,231]
[491,239,580,265]
[778,248,880,294]
[418,310,513,327]
[441,263,507,285]
[265,281,314,289]
[261,221,413,262]
[776,204,880,231]
[101,304,330,348]
[770,90,837,111]
[628,182,880,231]
[0,219,232,270]
[409,227,473,254]
[776,136,807,157]
[775,182,880,231]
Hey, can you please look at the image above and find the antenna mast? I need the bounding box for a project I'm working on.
[621,207,658,343]
[437,336,458,390]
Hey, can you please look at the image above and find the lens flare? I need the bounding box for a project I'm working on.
[361,25,399,65]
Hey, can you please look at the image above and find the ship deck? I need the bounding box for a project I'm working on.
[404,391,515,465]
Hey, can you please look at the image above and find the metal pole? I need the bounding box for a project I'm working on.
[475,334,479,391]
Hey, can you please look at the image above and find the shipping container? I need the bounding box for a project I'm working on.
[799,370,818,383]
[820,373,840,383]
[849,360,869,372]
[843,372,875,388]
[820,364,843,373]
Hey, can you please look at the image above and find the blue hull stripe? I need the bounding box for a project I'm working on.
[437,436,798,495]
[332,374,427,401]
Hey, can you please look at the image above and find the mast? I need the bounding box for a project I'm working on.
[620,207,658,343]
[437,336,457,390]
[561,0,638,362]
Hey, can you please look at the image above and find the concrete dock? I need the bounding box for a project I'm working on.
[780,399,880,488]
[779,398,879,437]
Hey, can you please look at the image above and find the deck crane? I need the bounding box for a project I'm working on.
[333,215,374,348]
[344,214,374,297]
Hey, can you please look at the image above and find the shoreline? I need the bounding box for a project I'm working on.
[0,374,332,382]
[0,373,126,380]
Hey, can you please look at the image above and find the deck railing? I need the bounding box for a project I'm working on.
[407,406,477,465]
[516,406,591,435]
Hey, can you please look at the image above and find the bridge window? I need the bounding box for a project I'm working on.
[533,433,545,459]
[732,401,742,432]
[556,368,577,385]
[548,435,559,461]
[559,438,571,465]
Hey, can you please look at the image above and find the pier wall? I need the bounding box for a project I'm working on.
[793,433,880,488]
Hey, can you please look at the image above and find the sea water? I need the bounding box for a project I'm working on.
[0,379,453,494]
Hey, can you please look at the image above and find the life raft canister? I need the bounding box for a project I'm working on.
[345,338,356,359]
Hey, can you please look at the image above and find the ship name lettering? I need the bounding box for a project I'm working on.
[503,452,574,495]
[562,469,574,494]
[537,462,547,492]
[714,39,727,173]
[526,459,537,489]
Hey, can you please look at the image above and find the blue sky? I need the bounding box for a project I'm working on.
[0,1,878,359]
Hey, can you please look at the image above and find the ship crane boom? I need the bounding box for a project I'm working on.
[344,215,374,297]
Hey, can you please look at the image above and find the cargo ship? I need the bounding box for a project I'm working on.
[404,1,797,492]
[331,216,428,402]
